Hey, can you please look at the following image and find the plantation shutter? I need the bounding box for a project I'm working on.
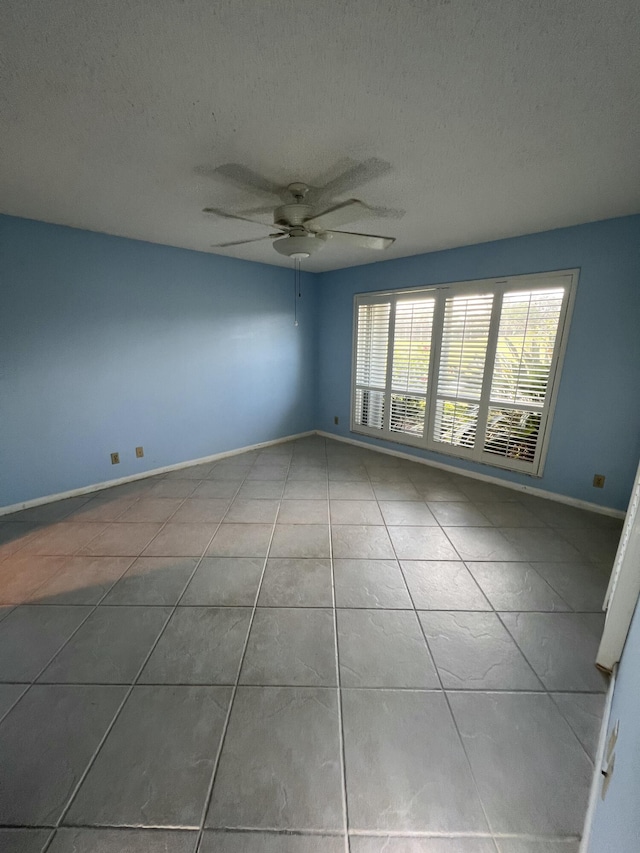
[351,271,575,475]
[483,288,565,464]
[433,293,493,448]
[354,301,391,430]
[390,297,435,438]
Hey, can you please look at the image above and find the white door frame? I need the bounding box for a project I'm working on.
[596,457,640,672]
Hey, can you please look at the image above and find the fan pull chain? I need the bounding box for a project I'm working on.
[293,257,301,326]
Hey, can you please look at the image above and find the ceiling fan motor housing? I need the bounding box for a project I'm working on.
[274,203,313,227]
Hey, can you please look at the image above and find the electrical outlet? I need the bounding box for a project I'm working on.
[136,446,144,458]
[110,452,120,465]
[593,474,606,488]
[334,416,339,425]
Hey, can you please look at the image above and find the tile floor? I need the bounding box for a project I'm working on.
[0,436,621,852]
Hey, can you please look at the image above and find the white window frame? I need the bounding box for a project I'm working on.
[350,269,578,476]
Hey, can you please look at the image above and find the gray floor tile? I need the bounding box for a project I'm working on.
[351,838,496,852]
[328,482,376,500]
[288,467,328,483]
[180,557,263,605]
[142,523,218,557]
[0,829,52,853]
[200,831,344,852]
[330,500,384,525]
[226,499,280,524]
[79,523,164,556]
[278,500,329,524]
[147,479,201,498]
[428,503,492,527]
[0,605,92,681]
[0,521,40,560]
[419,611,542,690]
[206,523,273,557]
[474,502,547,527]
[448,692,593,834]
[0,605,14,624]
[165,462,216,479]
[498,528,582,562]
[532,561,611,611]
[192,480,242,499]
[331,525,395,559]
[237,481,285,499]
[47,828,197,853]
[342,689,488,832]
[442,528,524,561]
[65,685,231,828]
[0,684,126,825]
[247,464,290,481]
[117,498,184,523]
[334,559,412,608]
[388,527,459,560]
[465,562,570,611]
[39,606,170,684]
[0,683,27,719]
[19,522,109,556]
[400,560,490,610]
[209,464,252,481]
[0,555,70,604]
[270,524,331,558]
[414,484,470,501]
[328,464,368,481]
[29,556,133,604]
[373,483,423,501]
[337,609,439,688]
[240,607,336,686]
[551,692,605,761]
[140,607,251,684]
[378,501,438,526]
[206,686,343,831]
[102,557,198,605]
[7,497,94,525]
[168,498,231,523]
[458,482,520,501]
[284,481,330,500]
[500,612,608,691]
[495,840,579,852]
[258,558,333,606]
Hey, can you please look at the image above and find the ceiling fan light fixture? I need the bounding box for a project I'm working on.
[273,232,323,258]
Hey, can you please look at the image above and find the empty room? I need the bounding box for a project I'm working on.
[1,2,640,852]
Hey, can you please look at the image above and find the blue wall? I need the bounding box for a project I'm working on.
[2,214,639,511]
[587,597,640,851]
[0,216,317,507]
[316,216,640,511]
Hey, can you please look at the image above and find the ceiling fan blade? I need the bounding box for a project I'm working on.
[367,205,406,220]
[305,199,375,231]
[314,158,392,201]
[203,207,283,230]
[211,235,276,248]
[208,163,282,198]
[236,204,277,216]
[320,230,395,250]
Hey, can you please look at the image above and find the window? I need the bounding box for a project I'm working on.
[351,270,577,475]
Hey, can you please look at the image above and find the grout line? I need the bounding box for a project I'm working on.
[324,439,352,853]
[367,464,500,849]
[42,471,250,850]
[191,447,297,853]
[2,437,609,847]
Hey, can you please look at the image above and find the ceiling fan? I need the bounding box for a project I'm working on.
[201,159,402,259]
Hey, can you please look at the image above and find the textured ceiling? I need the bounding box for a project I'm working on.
[1,0,639,272]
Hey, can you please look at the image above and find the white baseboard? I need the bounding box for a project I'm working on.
[316,430,625,519]
[0,431,315,517]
